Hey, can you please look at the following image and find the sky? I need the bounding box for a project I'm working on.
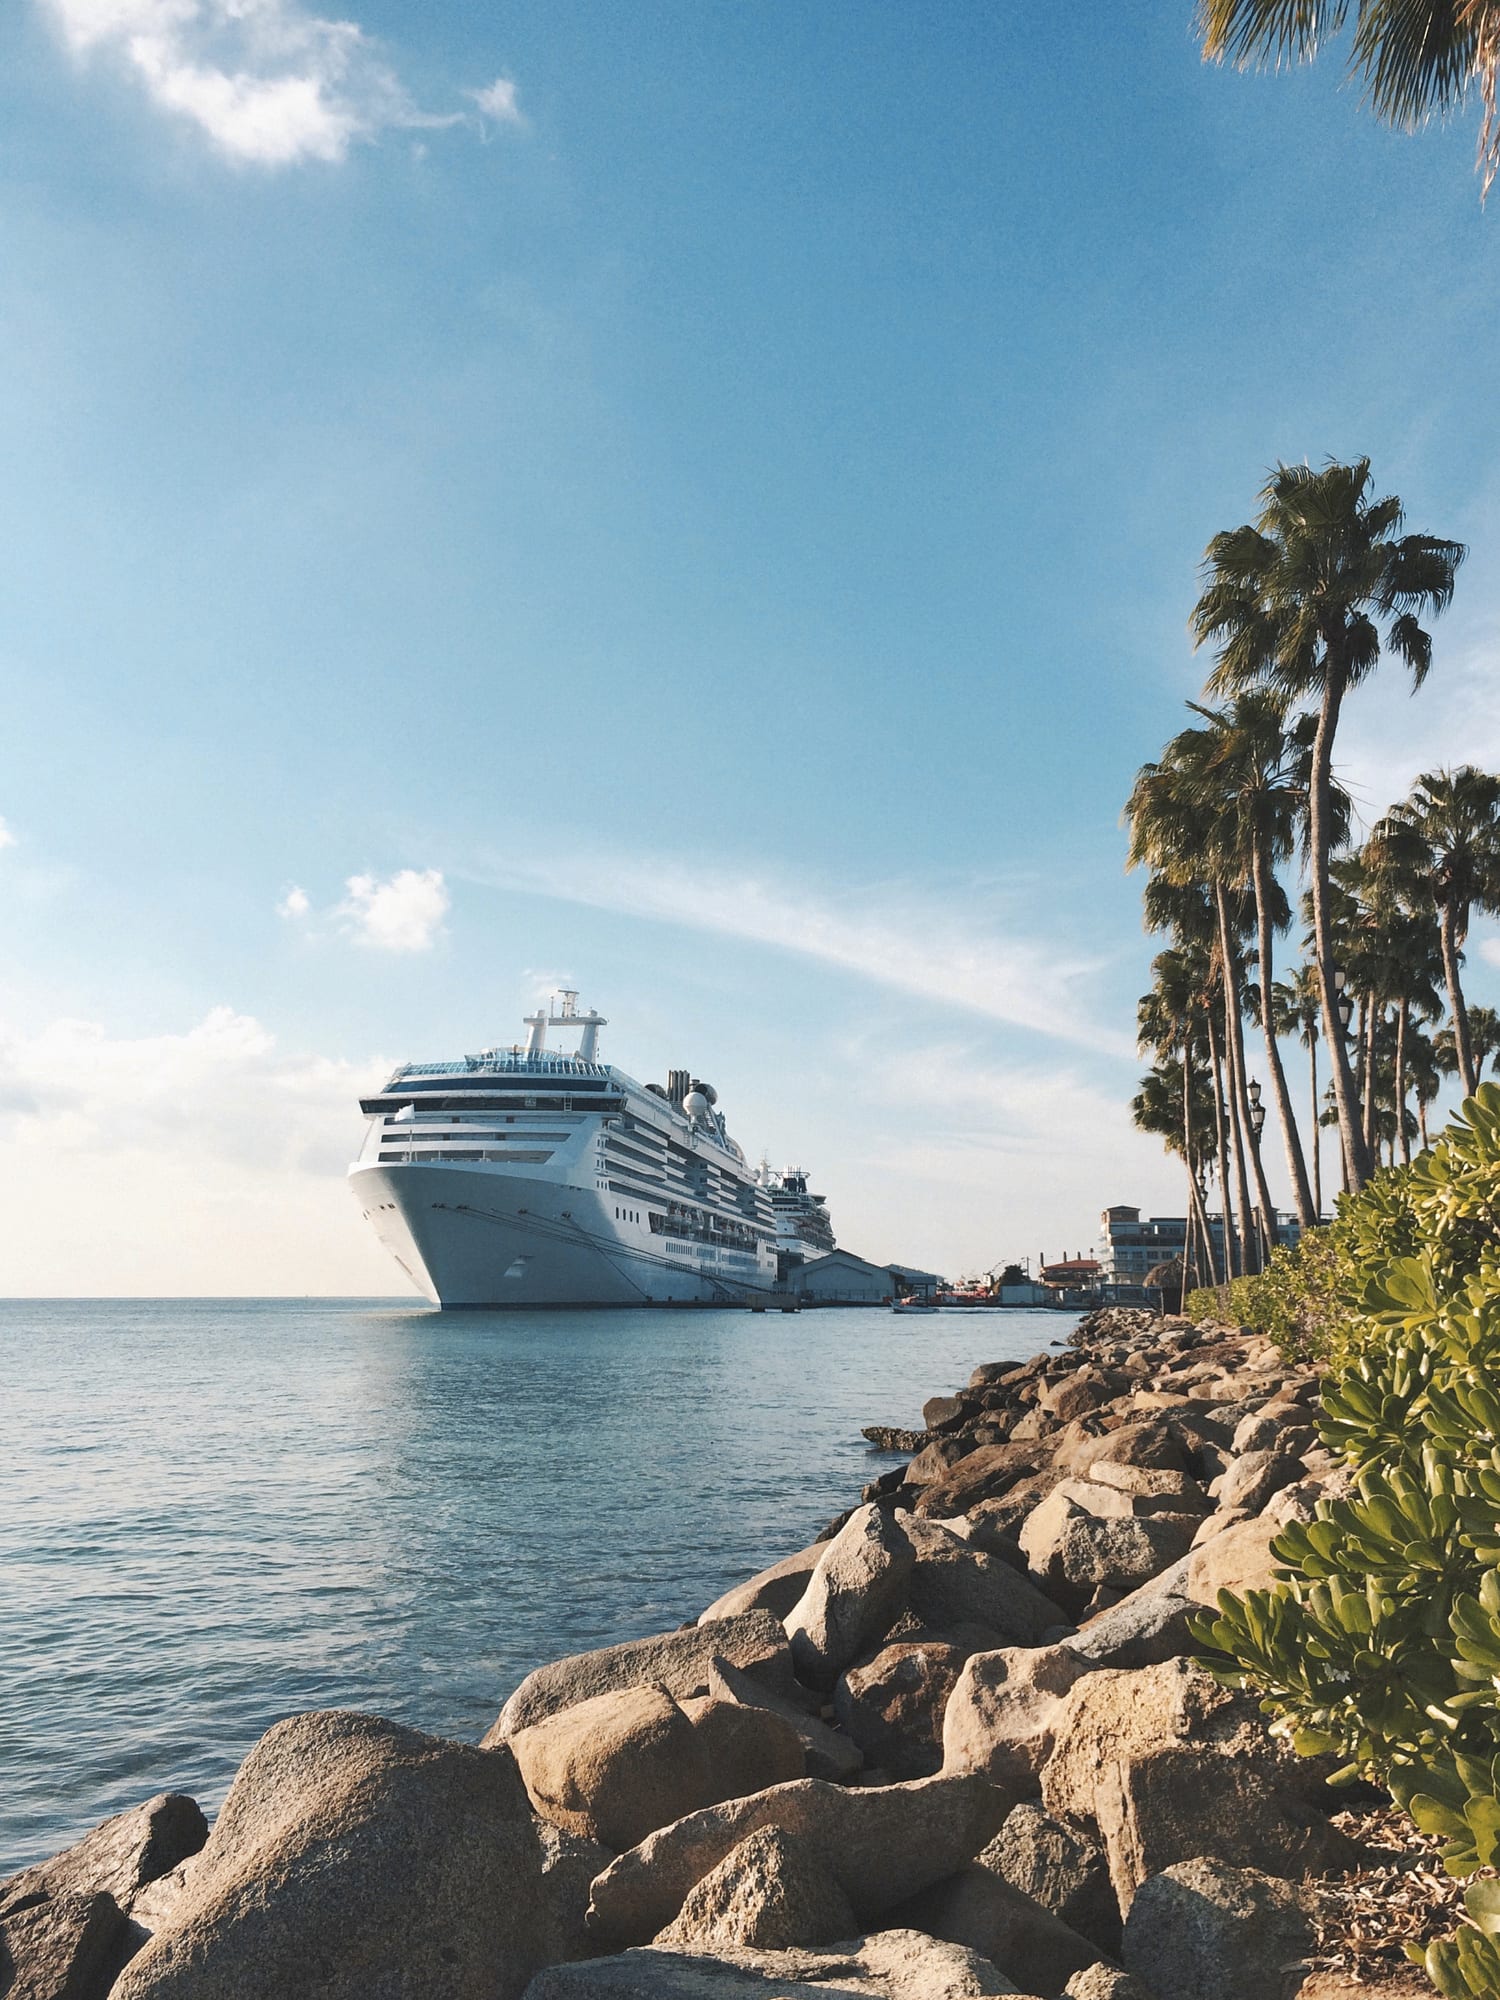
[2,4,1499,1295]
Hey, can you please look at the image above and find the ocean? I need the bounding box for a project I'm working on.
[1,1297,1076,1874]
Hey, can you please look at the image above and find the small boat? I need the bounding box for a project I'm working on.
[891,1298,940,1313]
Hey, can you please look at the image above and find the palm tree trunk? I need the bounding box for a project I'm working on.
[1395,997,1411,1166]
[1366,998,1383,1159]
[1419,1095,1431,1148]
[1439,902,1477,1098]
[1309,669,1372,1186]
[1252,837,1315,1225]
[1180,1042,1202,1287]
[1308,1023,1322,1219]
[1358,994,1375,1158]
[1207,1014,1238,1280]
[1215,884,1272,1273]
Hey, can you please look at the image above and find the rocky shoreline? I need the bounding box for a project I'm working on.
[2,1308,1438,1999]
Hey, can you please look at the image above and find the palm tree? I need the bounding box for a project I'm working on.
[1173,692,1318,1228]
[1369,767,1500,1098]
[1436,1004,1500,1085]
[1191,459,1465,1192]
[1127,758,1265,1271]
[1198,0,1500,194]
[1139,941,1225,1284]
[1273,964,1324,1216]
[1131,1058,1219,1288]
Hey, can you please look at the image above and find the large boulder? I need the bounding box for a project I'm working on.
[784,1506,917,1690]
[680,1698,808,1801]
[1094,1748,1353,1912]
[890,1866,1109,1995]
[913,1446,1051,1520]
[511,1683,713,1849]
[1040,1370,1121,1424]
[1061,1565,1198,1670]
[1209,1448,1302,1516]
[524,1931,1036,2000]
[835,1636,975,1779]
[699,1548,826,1625]
[110,1710,564,2000]
[1062,1970,1153,2000]
[492,1613,796,1739]
[587,1773,1012,1946]
[0,1792,210,2000]
[702,1659,863,1783]
[903,1521,1065,1644]
[652,1827,857,1950]
[1,1794,208,1920]
[1023,1511,1197,1614]
[1040,1659,1296,1838]
[1053,1422,1190,1482]
[941,1646,1089,1792]
[1182,1514,1284,1606]
[1120,1858,1314,2000]
[0,1888,128,2000]
[982,1807,1120,1954]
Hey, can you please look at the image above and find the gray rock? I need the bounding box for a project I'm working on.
[1120,1858,1313,2000]
[785,1506,917,1691]
[652,1827,857,1950]
[535,1822,615,1969]
[704,1658,863,1783]
[493,1612,796,1739]
[111,1709,559,2000]
[984,1805,1120,1954]
[891,1865,1108,1995]
[699,1548,827,1625]
[525,1930,1033,2000]
[1033,1516,1198,1615]
[587,1772,1013,1947]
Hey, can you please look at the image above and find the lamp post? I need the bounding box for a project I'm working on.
[1331,963,1354,1037]
[1248,1079,1269,1263]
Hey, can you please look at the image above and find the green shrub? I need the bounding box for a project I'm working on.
[1190,1085,1500,1996]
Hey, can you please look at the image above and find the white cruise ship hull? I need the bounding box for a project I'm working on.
[352,1162,782,1308]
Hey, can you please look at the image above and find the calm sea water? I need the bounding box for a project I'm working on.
[1,1298,1075,1874]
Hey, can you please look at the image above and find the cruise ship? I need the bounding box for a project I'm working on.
[350,993,836,1307]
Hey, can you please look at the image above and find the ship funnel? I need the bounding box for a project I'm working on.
[667,1068,691,1106]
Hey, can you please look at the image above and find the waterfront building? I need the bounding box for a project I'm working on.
[791,1247,898,1304]
[1098,1205,1300,1287]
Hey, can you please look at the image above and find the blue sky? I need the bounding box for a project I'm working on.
[2,3,1498,1292]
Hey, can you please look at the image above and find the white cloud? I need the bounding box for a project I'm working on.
[0,1005,395,1293]
[474,852,1132,1057]
[471,75,522,125]
[276,884,311,920]
[0,818,16,852]
[36,0,491,166]
[336,867,449,952]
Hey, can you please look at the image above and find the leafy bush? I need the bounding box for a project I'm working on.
[1190,1085,1500,1996]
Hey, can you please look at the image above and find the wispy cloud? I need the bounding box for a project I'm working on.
[276,884,311,920]
[0,818,16,853]
[472,851,1132,1056]
[471,75,523,127]
[37,0,510,166]
[336,867,449,952]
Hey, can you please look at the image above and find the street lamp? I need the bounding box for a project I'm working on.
[1248,1078,1266,1138]
[1330,963,1354,1036]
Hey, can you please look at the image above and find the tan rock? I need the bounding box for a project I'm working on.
[112,1709,559,2000]
[902,1519,1065,1644]
[703,1657,862,1783]
[982,1806,1119,1955]
[1094,1747,1354,1911]
[680,1696,808,1800]
[652,1827,857,1950]
[1183,1514,1284,1606]
[785,1505,917,1691]
[525,1930,1037,2000]
[0,1794,208,1921]
[493,1612,795,1740]
[913,1445,1051,1519]
[1120,1858,1313,2000]
[941,1645,1089,1791]
[587,1772,1013,1946]
[700,1547,826,1624]
[0,1888,127,2000]
[512,1684,712,1850]
[891,1866,1108,1995]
